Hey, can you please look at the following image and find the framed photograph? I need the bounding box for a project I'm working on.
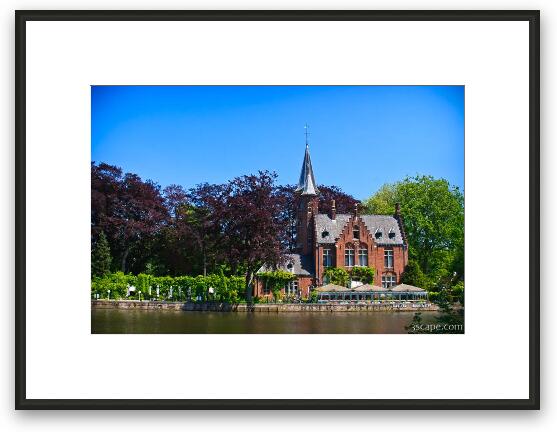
[15,10,539,409]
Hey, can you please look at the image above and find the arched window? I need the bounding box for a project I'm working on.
[345,244,355,267]
[358,246,368,266]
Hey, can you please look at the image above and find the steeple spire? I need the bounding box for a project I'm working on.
[296,124,319,196]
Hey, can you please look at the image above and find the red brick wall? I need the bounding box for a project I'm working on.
[295,195,319,255]
[315,215,408,287]
[254,275,313,299]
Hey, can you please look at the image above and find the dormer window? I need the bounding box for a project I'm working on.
[322,230,329,238]
[353,226,360,240]
[375,229,382,239]
[388,228,396,239]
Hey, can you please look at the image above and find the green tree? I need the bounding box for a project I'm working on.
[361,175,464,284]
[400,260,429,289]
[91,231,112,277]
[407,288,464,334]
[451,281,464,305]
[323,267,350,287]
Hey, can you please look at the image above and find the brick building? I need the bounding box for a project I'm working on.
[255,142,408,299]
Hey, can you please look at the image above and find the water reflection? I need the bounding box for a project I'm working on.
[92,309,441,334]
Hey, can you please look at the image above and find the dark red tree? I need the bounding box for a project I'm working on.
[318,185,360,215]
[219,171,288,300]
[274,184,359,251]
[91,162,169,273]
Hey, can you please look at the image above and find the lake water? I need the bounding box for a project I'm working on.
[91,309,441,334]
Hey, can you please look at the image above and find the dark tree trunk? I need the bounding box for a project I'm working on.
[121,247,131,273]
[245,271,254,302]
[203,248,207,277]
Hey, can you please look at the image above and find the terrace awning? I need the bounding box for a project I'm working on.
[315,284,348,292]
[354,284,390,292]
[390,283,427,292]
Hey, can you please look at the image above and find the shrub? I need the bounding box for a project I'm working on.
[401,260,429,289]
[91,272,248,303]
[350,266,375,284]
[451,281,464,304]
[323,267,349,287]
[310,289,319,303]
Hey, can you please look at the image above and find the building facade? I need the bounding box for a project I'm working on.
[255,142,409,299]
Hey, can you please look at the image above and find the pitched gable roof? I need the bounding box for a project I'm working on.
[257,253,315,277]
[315,213,405,245]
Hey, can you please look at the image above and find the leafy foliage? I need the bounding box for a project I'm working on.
[258,270,296,301]
[400,260,430,289]
[91,231,112,277]
[91,272,245,303]
[317,185,359,215]
[350,266,375,284]
[91,163,358,299]
[323,267,349,287]
[361,175,464,288]
[406,288,464,334]
[91,163,169,273]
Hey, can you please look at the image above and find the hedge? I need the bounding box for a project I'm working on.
[91,272,245,303]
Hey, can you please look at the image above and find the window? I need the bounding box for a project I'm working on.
[382,274,397,288]
[323,249,333,267]
[285,280,299,295]
[353,225,360,240]
[384,249,394,268]
[388,228,396,239]
[375,230,382,239]
[345,246,355,267]
[358,248,368,266]
[322,230,329,239]
[263,281,270,295]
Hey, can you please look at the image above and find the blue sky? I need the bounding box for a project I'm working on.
[91,85,464,200]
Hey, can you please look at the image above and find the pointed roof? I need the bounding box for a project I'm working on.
[296,144,319,195]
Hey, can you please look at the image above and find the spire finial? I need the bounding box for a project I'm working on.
[295,124,319,196]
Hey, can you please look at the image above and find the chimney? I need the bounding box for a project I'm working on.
[331,199,336,220]
[395,202,401,216]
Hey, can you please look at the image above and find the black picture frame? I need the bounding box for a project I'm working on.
[15,9,540,410]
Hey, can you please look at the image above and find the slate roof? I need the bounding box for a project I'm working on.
[257,253,315,277]
[295,144,319,196]
[315,213,405,246]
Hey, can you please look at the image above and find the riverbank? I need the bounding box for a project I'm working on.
[91,299,439,312]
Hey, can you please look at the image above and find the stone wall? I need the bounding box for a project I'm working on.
[91,300,438,312]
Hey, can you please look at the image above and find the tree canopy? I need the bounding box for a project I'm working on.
[91,162,358,295]
[361,175,464,288]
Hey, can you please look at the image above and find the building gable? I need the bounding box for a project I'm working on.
[314,213,404,246]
